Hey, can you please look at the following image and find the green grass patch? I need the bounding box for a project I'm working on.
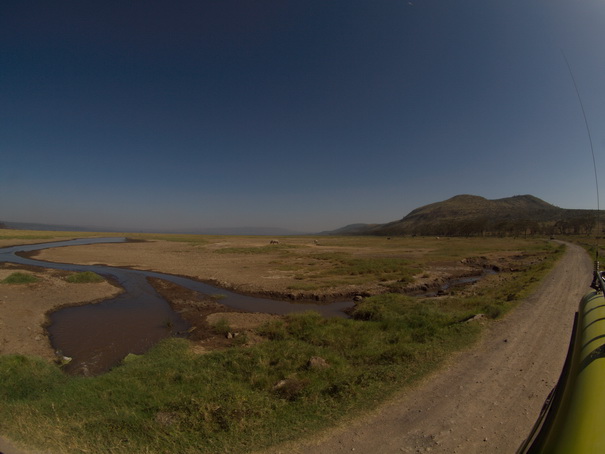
[309,252,419,284]
[210,317,232,335]
[0,296,480,454]
[443,242,565,321]
[1,272,39,284]
[64,271,105,283]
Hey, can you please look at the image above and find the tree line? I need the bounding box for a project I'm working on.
[403,215,599,237]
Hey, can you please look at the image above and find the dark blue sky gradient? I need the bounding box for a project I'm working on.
[2,1,605,232]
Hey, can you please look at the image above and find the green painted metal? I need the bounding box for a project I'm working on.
[521,291,605,453]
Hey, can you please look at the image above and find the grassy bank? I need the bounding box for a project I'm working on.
[0,307,478,454]
[0,234,564,453]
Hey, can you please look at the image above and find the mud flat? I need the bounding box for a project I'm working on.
[0,265,121,361]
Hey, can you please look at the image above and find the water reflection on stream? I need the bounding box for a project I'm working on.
[0,238,353,375]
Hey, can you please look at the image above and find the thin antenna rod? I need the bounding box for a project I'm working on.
[562,51,602,287]
[562,52,600,215]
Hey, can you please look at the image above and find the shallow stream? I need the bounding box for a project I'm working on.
[0,238,353,375]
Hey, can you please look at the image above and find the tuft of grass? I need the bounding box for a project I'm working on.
[211,317,232,336]
[65,271,105,284]
[1,272,39,284]
[0,355,66,402]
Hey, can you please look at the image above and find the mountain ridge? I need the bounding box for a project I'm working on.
[327,194,597,236]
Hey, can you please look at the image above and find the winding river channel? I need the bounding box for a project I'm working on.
[0,238,354,375]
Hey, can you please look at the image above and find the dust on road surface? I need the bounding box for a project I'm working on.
[261,242,592,454]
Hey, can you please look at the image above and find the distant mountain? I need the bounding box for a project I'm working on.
[324,194,598,236]
[175,226,308,236]
[318,223,378,236]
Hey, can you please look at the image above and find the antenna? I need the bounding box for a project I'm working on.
[562,51,603,292]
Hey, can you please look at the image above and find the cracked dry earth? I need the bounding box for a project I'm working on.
[260,242,592,454]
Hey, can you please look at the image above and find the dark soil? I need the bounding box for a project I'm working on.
[147,277,246,350]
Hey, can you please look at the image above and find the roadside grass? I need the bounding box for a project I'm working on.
[1,272,39,284]
[64,271,105,283]
[560,235,601,258]
[0,240,564,454]
[445,243,565,320]
[421,236,558,260]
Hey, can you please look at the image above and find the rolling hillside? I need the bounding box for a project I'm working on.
[328,194,598,236]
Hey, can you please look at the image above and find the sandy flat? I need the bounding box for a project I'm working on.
[0,267,121,361]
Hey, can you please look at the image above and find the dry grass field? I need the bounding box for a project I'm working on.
[28,233,555,301]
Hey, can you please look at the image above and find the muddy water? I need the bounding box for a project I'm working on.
[423,269,497,297]
[0,238,353,375]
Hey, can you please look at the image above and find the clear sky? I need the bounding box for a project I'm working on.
[2,0,605,233]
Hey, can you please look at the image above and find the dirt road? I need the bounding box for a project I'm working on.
[264,242,592,454]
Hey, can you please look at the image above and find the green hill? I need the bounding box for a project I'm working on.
[327,194,598,237]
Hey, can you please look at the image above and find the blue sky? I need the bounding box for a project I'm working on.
[2,0,605,233]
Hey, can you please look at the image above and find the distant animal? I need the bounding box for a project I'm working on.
[270,240,279,244]
[314,240,319,245]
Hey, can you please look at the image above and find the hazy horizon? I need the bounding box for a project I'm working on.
[2,1,605,232]
[2,192,595,235]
